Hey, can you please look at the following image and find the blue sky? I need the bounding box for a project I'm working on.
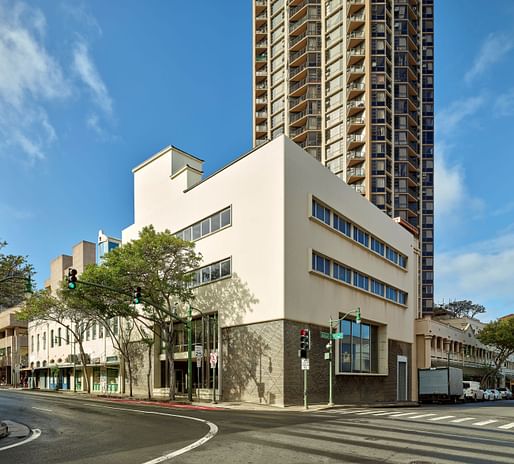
[1,1,514,321]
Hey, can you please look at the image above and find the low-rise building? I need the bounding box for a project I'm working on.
[415,315,514,388]
[27,241,122,393]
[123,136,419,405]
[0,306,28,386]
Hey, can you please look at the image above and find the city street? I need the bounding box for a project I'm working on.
[1,390,514,463]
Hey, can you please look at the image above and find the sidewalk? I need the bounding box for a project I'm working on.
[2,387,419,413]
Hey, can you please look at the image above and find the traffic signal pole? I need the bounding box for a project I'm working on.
[328,308,361,407]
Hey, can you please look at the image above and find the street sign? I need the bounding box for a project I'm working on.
[324,352,330,360]
[301,358,310,370]
[210,351,218,368]
[320,332,343,340]
[194,345,203,358]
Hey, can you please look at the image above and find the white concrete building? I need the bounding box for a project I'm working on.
[123,136,419,405]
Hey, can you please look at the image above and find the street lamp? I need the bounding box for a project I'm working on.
[327,307,361,407]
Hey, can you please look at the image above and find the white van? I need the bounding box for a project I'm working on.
[463,381,483,401]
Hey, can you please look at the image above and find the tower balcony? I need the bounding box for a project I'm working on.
[346,81,365,99]
[346,150,366,167]
[346,116,365,133]
[347,13,365,33]
[255,27,267,39]
[346,167,366,183]
[255,124,268,135]
[350,183,366,195]
[347,47,366,66]
[346,133,365,150]
[255,96,267,110]
[347,64,365,82]
[255,40,267,51]
[346,99,366,116]
[255,111,267,123]
[346,0,365,15]
[347,30,365,48]
[255,11,267,27]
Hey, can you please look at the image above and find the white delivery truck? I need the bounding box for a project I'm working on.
[418,367,463,403]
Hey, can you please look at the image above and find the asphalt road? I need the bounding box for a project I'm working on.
[1,390,514,463]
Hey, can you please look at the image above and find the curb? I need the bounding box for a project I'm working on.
[0,421,8,438]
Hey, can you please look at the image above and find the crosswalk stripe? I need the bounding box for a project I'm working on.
[408,413,437,419]
[325,409,367,414]
[428,415,455,421]
[372,411,403,416]
[473,419,498,426]
[389,412,420,417]
[498,422,514,429]
[451,417,476,423]
[356,410,385,415]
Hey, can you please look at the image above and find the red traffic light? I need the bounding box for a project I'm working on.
[300,328,308,336]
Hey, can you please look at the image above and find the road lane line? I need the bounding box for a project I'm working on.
[356,410,385,415]
[389,412,420,417]
[32,407,52,412]
[0,429,41,452]
[473,419,498,426]
[408,413,437,419]
[82,403,218,463]
[325,409,367,414]
[428,415,455,421]
[498,422,514,429]
[451,417,476,423]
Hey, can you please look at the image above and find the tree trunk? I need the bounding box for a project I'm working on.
[126,356,133,397]
[76,340,91,393]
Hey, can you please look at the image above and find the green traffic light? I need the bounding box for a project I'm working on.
[356,307,361,324]
[133,297,140,304]
[68,282,76,290]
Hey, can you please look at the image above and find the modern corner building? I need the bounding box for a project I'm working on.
[252,0,434,313]
[123,136,419,405]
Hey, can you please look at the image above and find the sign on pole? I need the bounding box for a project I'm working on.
[301,358,310,370]
[194,345,203,358]
[210,351,218,368]
[320,331,343,340]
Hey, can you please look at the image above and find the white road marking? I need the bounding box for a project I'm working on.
[408,413,437,419]
[0,429,41,452]
[498,422,514,430]
[356,410,385,415]
[451,417,476,423]
[389,412,420,417]
[473,419,498,426]
[82,403,218,463]
[32,407,52,412]
[325,409,367,414]
[372,411,402,416]
[428,415,455,421]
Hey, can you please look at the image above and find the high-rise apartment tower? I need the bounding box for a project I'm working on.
[252,0,434,314]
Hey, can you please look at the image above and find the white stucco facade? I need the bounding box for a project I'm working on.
[123,136,419,405]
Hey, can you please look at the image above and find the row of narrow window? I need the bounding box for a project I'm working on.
[175,207,231,242]
[312,252,407,305]
[312,198,407,268]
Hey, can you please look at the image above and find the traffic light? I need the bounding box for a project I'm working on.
[133,287,142,304]
[67,268,78,289]
[355,307,361,324]
[25,276,33,293]
[299,328,310,359]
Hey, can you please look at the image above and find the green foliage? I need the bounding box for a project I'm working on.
[0,241,34,308]
[477,317,514,386]
[435,299,486,319]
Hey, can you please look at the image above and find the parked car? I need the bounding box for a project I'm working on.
[463,381,483,401]
[484,389,499,400]
[497,387,513,400]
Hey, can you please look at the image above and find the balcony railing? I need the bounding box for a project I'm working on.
[256,27,267,34]
[255,111,267,118]
[256,40,268,48]
[255,97,267,104]
[347,31,365,40]
[256,53,267,62]
[347,134,365,143]
[256,68,268,76]
[348,47,365,56]
[347,117,365,125]
[289,12,321,33]
[347,167,366,177]
[351,184,366,194]
[347,150,365,161]
[347,82,365,91]
[289,0,321,18]
[347,65,365,74]
[255,125,268,132]
[347,100,365,110]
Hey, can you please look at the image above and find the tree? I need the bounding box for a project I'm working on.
[435,300,486,319]
[0,241,34,308]
[477,317,514,387]
[18,289,95,393]
[81,226,201,400]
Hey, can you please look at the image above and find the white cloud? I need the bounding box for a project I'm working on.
[436,232,514,320]
[434,142,466,218]
[494,89,514,116]
[73,40,113,116]
[465,32,514,83]
[0,1,69,162]
[438,96,485,136]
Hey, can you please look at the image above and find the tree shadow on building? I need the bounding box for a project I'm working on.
[194,273,283,404]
